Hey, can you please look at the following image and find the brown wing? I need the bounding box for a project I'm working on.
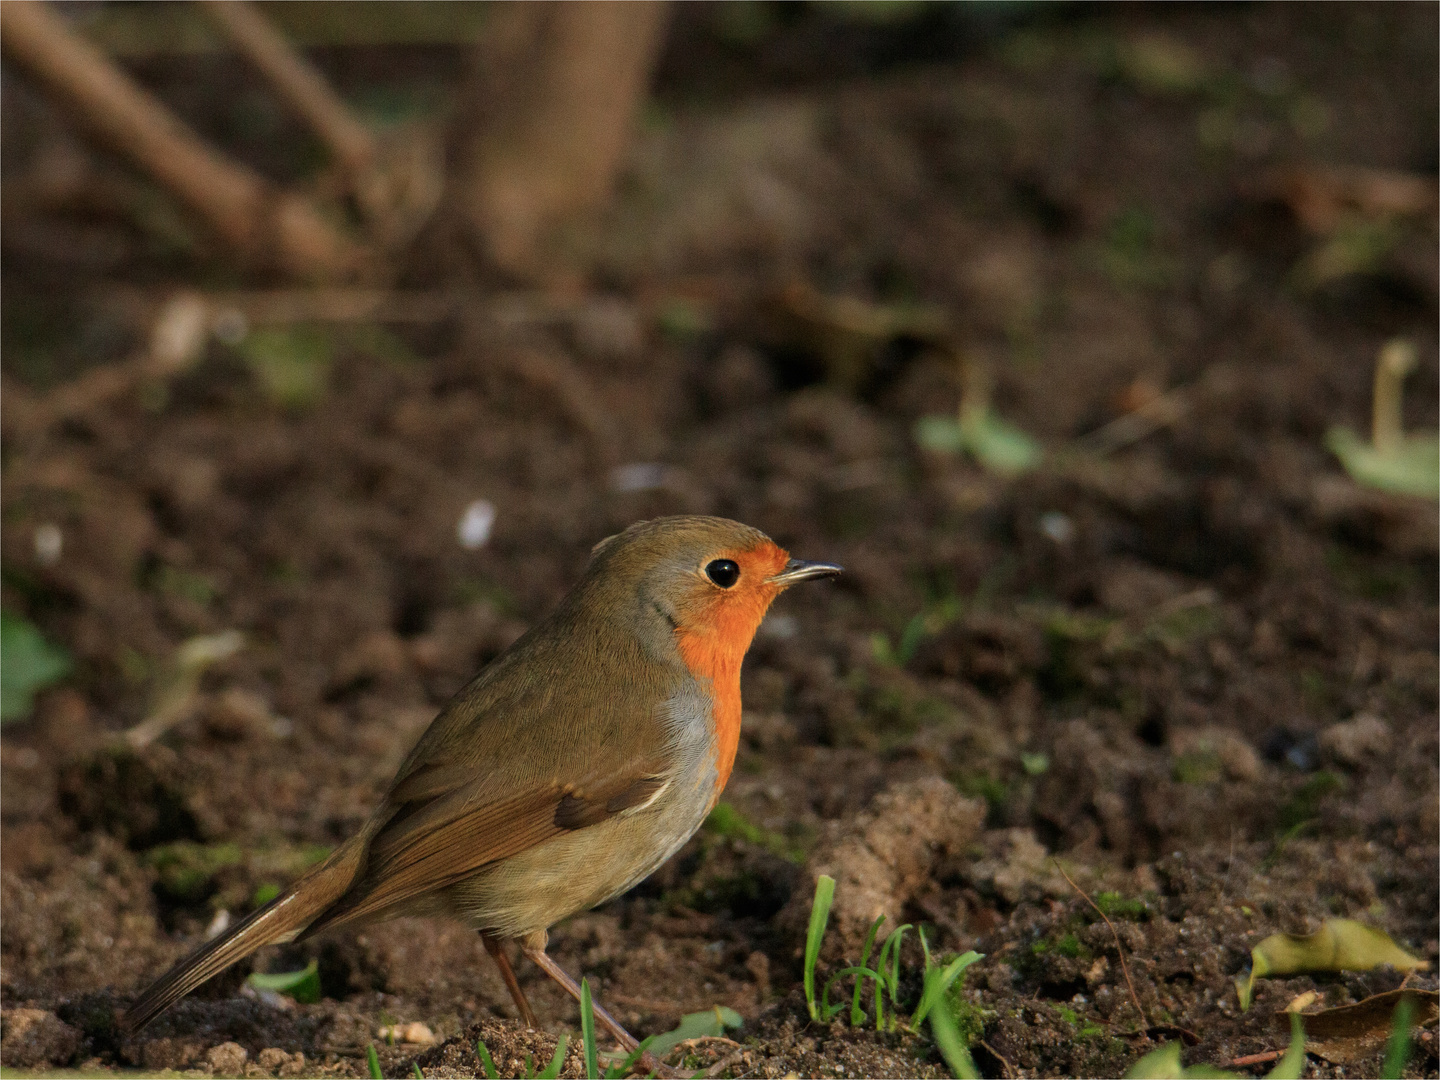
[299,596,685,938]
[300,763,670,936]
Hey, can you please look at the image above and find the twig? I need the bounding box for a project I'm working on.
[3,291,214,442]
[978,1040,1014,1079]
[703,1049,747,1078]
[1052,859,1148,1026]
[1072,388,1190,456]
[1,0,364,279]
[196,0,443,250]
[1223,1049,1284,1068]
[200,0,375,177]
[210,288,460,326]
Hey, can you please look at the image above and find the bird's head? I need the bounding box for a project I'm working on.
[579,516,841,675]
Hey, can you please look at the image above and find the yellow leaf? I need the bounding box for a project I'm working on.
[1236,920,1426,1011]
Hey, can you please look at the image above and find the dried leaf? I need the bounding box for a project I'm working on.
[1273,989,1439,1065]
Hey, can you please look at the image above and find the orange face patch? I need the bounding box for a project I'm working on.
[673,540,790,795]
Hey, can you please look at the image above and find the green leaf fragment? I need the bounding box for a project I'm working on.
[0,610,72,722]
[247,958,321,1004]
[366,1042,383,1080]
[1235,919,1425,1011]
[914,411,1043,475]
[1266,1012,1306,1080]
[645,1005,743,1059]
[1325,426,1438,498]
[927,987,980,1080]
[1124,1041,1242,1079]
[240,326,334,408]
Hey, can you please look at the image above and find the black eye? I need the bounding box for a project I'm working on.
[705,559,740,588]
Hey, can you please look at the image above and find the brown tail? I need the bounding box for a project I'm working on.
[121,837,364,1033]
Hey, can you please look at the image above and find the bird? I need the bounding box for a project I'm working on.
[121,515,841,1070]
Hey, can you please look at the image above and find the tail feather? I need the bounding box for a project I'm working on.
[122,838,363,1033]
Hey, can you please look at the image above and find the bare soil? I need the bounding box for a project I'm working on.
[2,4,1437,1077]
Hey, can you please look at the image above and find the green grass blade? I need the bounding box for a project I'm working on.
[1265,1012,1305,1080]
[413,1064,424,1078]
[853,916,886,1025]
[581,978,599,1079]
[877,924,912,1008]
[928,987,980,1080]
[919,926,935,973]
[804,875,836,1021]
[821,966,884,1023]
[603,1035,657,1079]
[536,1034,569,1080]
[1380,996,1416,1080]
[246,958,321,1004]
[366,1043,383,1080]
[911,951,982,1028]
[476,1039,499,1080]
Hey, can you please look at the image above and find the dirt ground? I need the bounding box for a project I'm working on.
[2,4,1437,1078]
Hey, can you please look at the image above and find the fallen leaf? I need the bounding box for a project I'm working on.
[645,1006,744,1058]
[1273,989,1439,1065]
[914,410,1042,475]
[1325,426,1438,499]
[1235,919,1426,1011]
[1259,165,1439,235]
[0,611,72,723]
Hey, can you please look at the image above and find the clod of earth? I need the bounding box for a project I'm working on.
[780,776,985,956]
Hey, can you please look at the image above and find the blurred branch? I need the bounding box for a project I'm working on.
[454,1,670,279]
[197,0,444,250]
[200,0,377,177]
[0,0,365,280]
[1,293,216,444]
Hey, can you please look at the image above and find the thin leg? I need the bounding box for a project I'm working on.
[520,930,673,1079]
[481,932,538,1027]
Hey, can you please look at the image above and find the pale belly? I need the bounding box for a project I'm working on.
[443,738,719,938]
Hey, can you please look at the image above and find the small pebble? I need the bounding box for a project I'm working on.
[457,500,496,550]
[610,463,669,493]
[376,1021,437,1046]
[1038,511,1075,544]
[205,909,231,939]
[33,523,62,566]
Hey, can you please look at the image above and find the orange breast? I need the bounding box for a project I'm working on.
[674,541,788,798]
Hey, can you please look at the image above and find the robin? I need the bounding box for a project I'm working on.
[122,516,841,1070]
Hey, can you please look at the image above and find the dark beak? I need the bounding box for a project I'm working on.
[769,558,844,587]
